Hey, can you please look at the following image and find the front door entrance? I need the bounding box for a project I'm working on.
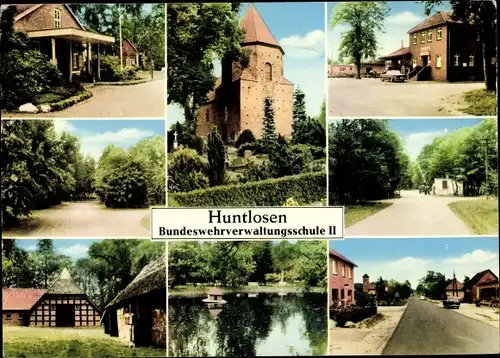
[56,305,75,327]
[421,55,429,66]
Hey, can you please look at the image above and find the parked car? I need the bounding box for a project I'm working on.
[420,295,425,300]
[443,296,460,309]
[380,70,406,82]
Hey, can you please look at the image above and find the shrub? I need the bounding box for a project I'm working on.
[309,145,326,159]
[283,197,299,206]
[239,161,273,183]
[237,141,263,157]
[122,65,138,80]
[207,129,226,186]
[235,129,256,148]
[268,143,312,177]
[331,306,377,327]
[170,171,326,207]
[265,273,281,283]
[99,55,124,82]
[167,149,208,193]
[309,159,325,172]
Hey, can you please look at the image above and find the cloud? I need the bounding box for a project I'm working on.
[57,244,90,259]
[386,11,423,26]
[280,30,325,59]
[402,131,445,160]
[354,249,500,289]
[53,120,76,133]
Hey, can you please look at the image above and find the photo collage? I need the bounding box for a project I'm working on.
[1,2,498,357]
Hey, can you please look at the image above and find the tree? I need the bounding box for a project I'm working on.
[207,128,227,187]
[167,148,209,193]
[292,88,308,143]
[330,2,390,79]
[271,241,297,282]
[167,4,248,135]
[248,241,274,284]
[262,97,278,153]
[421,0,497,92]
[418,270,447,300]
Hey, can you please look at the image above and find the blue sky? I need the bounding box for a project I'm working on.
[327,1,451,62]
[168,2,326,126]
[330,237,499,288]
[53,120,165,159]
[16,239,104,260]
[388,118,485,160]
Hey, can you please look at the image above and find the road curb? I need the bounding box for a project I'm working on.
[374,303,409,355]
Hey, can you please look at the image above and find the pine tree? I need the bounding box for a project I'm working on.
[207,127,226,186]
[292,88,307,143]
[262,97,277,153]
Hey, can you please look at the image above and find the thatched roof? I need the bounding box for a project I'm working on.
[106,255,166,308]
[207,287,223,296]
[46,268,83,294]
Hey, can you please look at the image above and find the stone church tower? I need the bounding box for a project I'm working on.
[196,4,294,142]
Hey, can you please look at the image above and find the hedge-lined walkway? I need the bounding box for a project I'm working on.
[2,200,150,237]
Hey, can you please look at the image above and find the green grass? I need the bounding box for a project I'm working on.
[448,199,499,235]
[3,326,166,358]
[344,202,392,227]
[460,89,497,116]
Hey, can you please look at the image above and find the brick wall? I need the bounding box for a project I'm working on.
[3,311,27,326]
[14,4,82,33]
[447,24,484,82]
[329,255,355,306]
[409,25,448,81]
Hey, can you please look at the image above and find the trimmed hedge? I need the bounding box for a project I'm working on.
[331,306,377,327]
[170,171,326,207]
[50,90,92,111]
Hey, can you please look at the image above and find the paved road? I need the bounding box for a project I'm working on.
[5,71,165,119]
[328,78,483,117]
[2,201,150,237]
[346,190,477,236]
[382,297,499,354]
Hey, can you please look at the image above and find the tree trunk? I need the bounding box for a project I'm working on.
[355,57,362,79]
[183,98,197,137]
[481,19,496,92]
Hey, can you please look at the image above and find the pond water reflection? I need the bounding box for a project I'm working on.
[168,292,327,357]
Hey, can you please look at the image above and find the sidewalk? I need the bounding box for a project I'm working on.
[329,305,407,355]
[453,303,500,328]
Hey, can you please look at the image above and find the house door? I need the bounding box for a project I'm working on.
[421,55,429,66]
[56,305,75,327]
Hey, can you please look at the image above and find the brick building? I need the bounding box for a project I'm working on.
[362,274,377,295]
[445,277,464,301]
[394,11,484,82]
[463,269,499,304]
[328,62,385,78]
[329,249,357,306]
[196,4,293,143]
[2,268,101,327]
[119,38,140,68]
[102,255,166,348]
[12,4,114,81]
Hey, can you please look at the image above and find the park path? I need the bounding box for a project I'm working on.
[4,71,165,119]
[346,190,479,236]
[2,201,150,238]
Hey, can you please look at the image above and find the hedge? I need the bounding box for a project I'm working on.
[331,306,377,327]
[170,171,326,207]
[49,90,92,111]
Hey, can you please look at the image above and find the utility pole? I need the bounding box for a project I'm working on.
[119,4,123,71]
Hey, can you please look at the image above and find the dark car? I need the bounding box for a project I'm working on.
[443,296,460,309]
[380,70,406,82]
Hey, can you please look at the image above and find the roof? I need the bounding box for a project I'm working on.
[407,11,459,34]
[465,269,499,288]
[46,268,84,294]
[106,254,166,308]
[240,4,283,54]
[382,47,411,59]
[207,287,223,296]
[123,38,139,53]
[14,4,85,31]
[445,278,464,291]
[2,288,46,311]
[329,249,357,267]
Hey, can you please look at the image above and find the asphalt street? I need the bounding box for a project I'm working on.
[382,297,500,355]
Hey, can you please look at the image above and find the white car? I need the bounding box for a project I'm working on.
[420,296,425,300]
[380,70,406,82]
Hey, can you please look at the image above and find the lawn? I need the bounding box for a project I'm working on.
[448,199,499,235]
[460,89,497,116]
[3,326,166,358]
[344,202,392,227]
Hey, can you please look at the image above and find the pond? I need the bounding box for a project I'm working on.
[168,292,327,357]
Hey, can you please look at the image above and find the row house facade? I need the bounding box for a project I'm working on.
[329,249,357,306]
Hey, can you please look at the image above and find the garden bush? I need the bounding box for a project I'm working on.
[170,171,326,207]
[122,66,138,80]
[309,145,326,159]
[98,55,124,82]
[235,129,256,148]
[268,142,312,177]
[168,148,209,193]
[237,141,263,157]
[265,273,281,283]
[330,306,377,327]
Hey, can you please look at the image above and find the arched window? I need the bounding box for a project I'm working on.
[206,109,210,122]
[264,62,272,81]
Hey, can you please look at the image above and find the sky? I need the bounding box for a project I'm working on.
[53,120,165,160]
[167,2,326,126]
[388,118,485,160]
[330,237,499,288]
[16,239,104,260]
[327,1,451,62]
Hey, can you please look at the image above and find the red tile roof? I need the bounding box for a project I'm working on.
[240,4,282,52]
[445,278,464,291]
[408,11,459,34]
[366,282,376,290]
[329,249,357,267]
[2,288,46,311]
[382,47,411,59]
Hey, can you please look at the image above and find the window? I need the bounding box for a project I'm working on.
[50,305,56,310]
[436,27,442,41]
[74,305,81,311]
[341,264,345,277]
[427,30,433,42]
[332,259,337,275]
[6,313,11,320]
[421,32,426,43]
[442,180,448,189]
[412,34,418,45]
[73,52,80,70]
[18,313,25,320]
[206,109,210,123]
[54,9,61,29]
[264,62,272,81]
[469,55,475,67]
[412,58,417,67]
[436,54,442,68]
[348,266,352,278]
[454,53,460,67]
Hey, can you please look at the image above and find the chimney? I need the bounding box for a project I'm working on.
[363,274,370,293]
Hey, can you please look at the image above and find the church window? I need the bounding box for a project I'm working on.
[264,62,272,81]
